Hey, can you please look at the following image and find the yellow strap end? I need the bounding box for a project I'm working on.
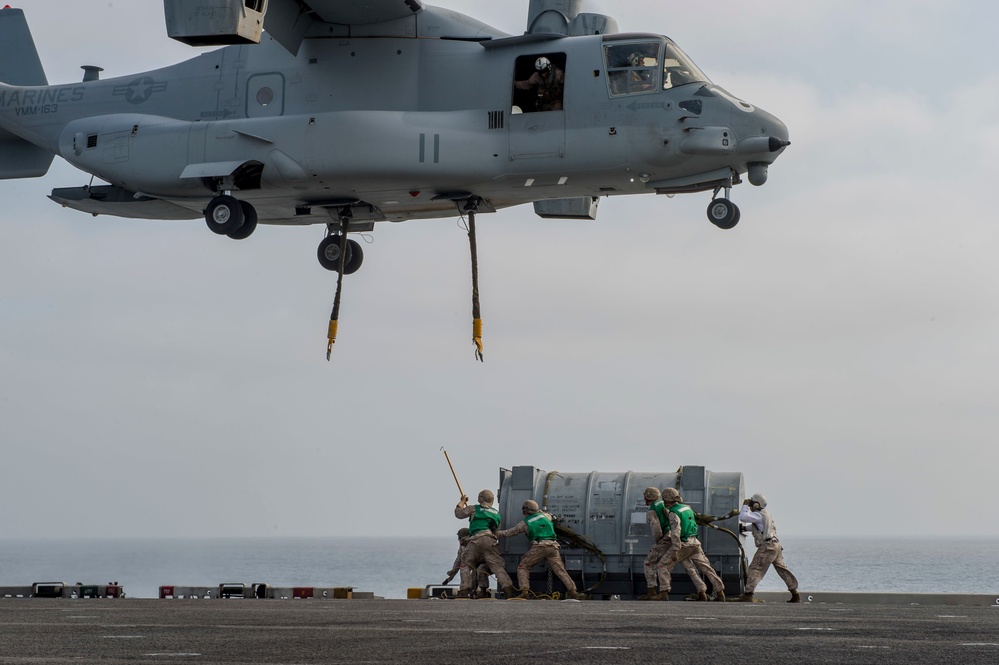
[326,320,339,361]
[472,318,484,361]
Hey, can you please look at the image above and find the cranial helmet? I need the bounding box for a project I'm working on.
[522,500,539,513]
[643,487,661,501]
[628,52,644,67]
[457,527,471,538]
[750,493,768,508]
[478,489,495,505]
[535,56,552,73]
[661,487,681,503]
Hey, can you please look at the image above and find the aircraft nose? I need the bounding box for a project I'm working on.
[737,108,790,155]
[736,108,789,186]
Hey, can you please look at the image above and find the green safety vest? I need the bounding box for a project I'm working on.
[525,512,556,541]
[669,503,699,540]
[468,505,501,536]
[649,500,669,532]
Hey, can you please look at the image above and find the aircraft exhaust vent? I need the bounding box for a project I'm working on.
[86,134,98,149]
[488,110,505,130]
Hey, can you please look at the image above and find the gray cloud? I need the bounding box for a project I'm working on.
[1,1,997,539]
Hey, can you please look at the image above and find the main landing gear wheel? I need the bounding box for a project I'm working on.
[318,237,364,273]
[226,201,258,240]
[205,195,244,235]
[343,238,363,275]
[707,198,740,230]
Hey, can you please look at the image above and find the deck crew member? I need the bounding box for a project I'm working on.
[738,493,800,603]
[444,528,491,598]
[454,489,516,599]
[495,500,582,600]
[642,487,706,600]
[650,487,726,601]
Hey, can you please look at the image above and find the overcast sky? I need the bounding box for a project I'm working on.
[1,1,997,540]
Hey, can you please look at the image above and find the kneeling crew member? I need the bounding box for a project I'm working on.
[496,500,583,600]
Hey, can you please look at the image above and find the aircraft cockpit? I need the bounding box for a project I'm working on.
[603,37,710,96]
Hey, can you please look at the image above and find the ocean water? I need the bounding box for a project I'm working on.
[1,536,997,599]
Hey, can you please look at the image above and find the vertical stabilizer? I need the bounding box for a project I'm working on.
[0,7,47,85]
[0,7,54,178]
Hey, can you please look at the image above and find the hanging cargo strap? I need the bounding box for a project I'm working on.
[326,231,349,361]
[465,198,484,361]
[695,511,751,581]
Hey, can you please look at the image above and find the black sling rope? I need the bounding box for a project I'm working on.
[326,230,348,361]
[466,201,484,361]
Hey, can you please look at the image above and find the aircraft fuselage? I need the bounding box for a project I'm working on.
[0,22,788,227]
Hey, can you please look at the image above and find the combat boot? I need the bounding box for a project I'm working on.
[714,591,726,602]
[788,589,801,603]
[504,585,525,600]
[637,590,657,601]
[696,591,709,602]
[454,588,472,599]
[650,591,670,601]
[475,586,491,599]
[566,590,585,600]
[736,592,755,602]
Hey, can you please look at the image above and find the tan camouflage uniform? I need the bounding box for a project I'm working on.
[656,510,725,596]
[448,542,489,590]
[454,502,514,593]
[740,501,798,595]
[645,508,702,591]
[495,514,577,594]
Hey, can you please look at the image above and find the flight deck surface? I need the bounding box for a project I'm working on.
[1,596,997,664]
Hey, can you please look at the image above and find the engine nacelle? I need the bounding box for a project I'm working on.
[164,0,267,47]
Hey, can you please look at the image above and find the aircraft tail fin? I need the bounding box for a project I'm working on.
[0,7,47,85]
[0,7,54,179]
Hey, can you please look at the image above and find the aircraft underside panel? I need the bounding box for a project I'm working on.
[48,186,200,221]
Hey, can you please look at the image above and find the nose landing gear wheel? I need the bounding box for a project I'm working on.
[205,195,245,235]
[318,236,365,273]
[707,198,740,230]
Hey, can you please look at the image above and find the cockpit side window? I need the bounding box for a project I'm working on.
[604,42,661,97]
[512,53,567,113]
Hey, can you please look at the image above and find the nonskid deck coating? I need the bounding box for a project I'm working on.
[1,595,998,664]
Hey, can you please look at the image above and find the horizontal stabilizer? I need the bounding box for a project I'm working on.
[48,185,200,220]
[0,131,53,179]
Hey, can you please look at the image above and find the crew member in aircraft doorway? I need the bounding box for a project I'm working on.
[515,56,565,112]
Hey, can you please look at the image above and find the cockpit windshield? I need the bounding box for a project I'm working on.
[603,37,709,97]
[662,41,710,89]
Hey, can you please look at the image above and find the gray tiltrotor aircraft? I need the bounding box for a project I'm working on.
[0,0,789,277]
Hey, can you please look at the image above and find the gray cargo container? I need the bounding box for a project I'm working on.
[497,465,746,599]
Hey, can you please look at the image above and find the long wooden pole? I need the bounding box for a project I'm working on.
[442,448,465,499]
